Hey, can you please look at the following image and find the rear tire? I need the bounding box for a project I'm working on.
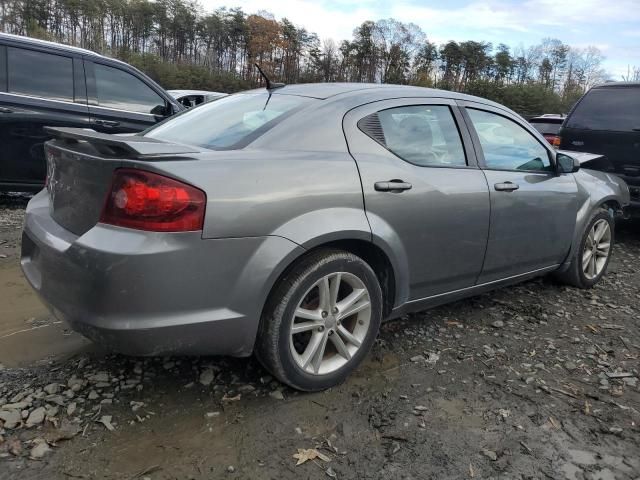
[556,209,614,289]
[256,249,383,391]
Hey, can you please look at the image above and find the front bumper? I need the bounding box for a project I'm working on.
[21,191,303,356]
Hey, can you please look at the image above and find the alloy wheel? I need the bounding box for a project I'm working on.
[582,218,611,280]
[289,272,371,375]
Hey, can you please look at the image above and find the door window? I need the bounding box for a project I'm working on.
[7,47,73,102]
[468,109,552,172]
[94,63,165,114]
[360,105,467,167]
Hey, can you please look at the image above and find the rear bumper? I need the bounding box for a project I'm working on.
[21,191,303,356]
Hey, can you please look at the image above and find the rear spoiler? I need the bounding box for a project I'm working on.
[44,127,200,158]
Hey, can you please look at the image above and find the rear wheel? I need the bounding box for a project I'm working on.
[256,250,383,391]
[557,209,614,289]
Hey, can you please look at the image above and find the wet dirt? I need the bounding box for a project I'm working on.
[0,193,639,480]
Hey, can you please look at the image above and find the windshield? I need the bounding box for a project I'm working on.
[145,93,314,149]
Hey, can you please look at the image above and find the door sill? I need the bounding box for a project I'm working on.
[388,264,559,320]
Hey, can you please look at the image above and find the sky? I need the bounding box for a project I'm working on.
[200,0,640,79]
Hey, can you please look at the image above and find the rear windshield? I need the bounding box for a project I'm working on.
[145,93,313,149]
[566,87,640,132]
[529,121,562,135]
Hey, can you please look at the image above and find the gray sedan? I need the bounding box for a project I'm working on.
[21,83,629,391]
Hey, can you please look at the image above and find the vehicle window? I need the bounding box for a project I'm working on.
[468,109,552,172]
[94,64,165,114]
[530,121,561,135]
[145,93,313,149]
[7,47,73,102]
[565,88,640,132]
[362,105,467,167]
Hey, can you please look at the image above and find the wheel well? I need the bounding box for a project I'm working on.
[265,239,396,319]
[600,200,623,216]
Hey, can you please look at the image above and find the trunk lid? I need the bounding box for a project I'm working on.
[45,127,200,236]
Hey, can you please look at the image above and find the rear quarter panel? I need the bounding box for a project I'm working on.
[134,150,371,245]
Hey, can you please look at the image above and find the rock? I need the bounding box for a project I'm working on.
[45,406,59,418]
[205,411,220,418]
[269,390,285,400]
[491,320,504,328]
[227,466,235,473]
[67,402,77,416]
[26,407,46,427]
[88,391,99,400]
[622,377,638,388]
[89,372,109,383]
[199,368,215,386]
[585,346,597,355]
[2,401,31,410]
[564,361,578,371]
[0,410,21,429]
[8,439,22,456]
[410,355,426,363]
[482,449,498,461]
[29,440,51,459]
[43,383,59,395]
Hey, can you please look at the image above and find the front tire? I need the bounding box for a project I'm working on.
[256,249,383,391]
[557,209,614,289]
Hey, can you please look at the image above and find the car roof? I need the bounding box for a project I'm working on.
[0,32,132,68]
[530,115,564,122]
[592,81,640,89]
[243,82,509,109]
[168,90,227,97]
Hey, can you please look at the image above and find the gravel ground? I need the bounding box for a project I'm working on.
[0,193,639,480]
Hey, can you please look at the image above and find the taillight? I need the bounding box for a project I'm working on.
[552,136,561,149]
[100,169,206,232]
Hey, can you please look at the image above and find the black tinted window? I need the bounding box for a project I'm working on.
[146,93,312,149]
[566,88,640,132]
[530,121,561,135]
[364,105,467,167]
[8,47,73,102]
[468,109,552,172]
[94,64,165,114]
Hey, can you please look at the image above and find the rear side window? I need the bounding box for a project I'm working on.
[145,93,313,149]
[359,105,467,167]
[566,88,640,132]
[7,47,73,102]
[94,63,165,114]
[468,108,553,172]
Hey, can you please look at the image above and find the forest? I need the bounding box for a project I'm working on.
[0,0,619,115]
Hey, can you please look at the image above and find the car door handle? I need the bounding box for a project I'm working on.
[94,119,120,127]
[494,182,519,192]
[374,180,413,192]
[0,107,13,113]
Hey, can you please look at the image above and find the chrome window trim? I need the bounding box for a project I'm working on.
[0,91,86,107]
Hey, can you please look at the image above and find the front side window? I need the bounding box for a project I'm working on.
[7,47,73,102]
[145,93,313,149]
[468,109,552,172]
[565,88,640,132]
[360,105,467,167]
[94,64,165,114]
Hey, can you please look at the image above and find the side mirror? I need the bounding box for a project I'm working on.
[150,104,173,117]
[557,153,580,173]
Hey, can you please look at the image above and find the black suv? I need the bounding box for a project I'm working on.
[0,33,183,192]
[560,82,640,208]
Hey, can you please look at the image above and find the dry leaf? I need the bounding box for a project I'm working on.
[469,463,475,477]
[97,415,115,431]
[293,448,330,466]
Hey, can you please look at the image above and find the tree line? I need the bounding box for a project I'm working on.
[0,0,613,115]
